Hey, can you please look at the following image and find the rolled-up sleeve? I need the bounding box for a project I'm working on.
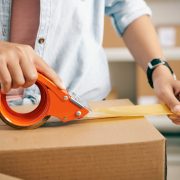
[105,0,152,35]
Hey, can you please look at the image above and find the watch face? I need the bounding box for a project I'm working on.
[148,59,165,69]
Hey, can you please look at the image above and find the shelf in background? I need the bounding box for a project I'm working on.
[105,47,180,62]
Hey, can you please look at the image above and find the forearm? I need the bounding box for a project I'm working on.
[122,15,164,71]
[122,15,180,122]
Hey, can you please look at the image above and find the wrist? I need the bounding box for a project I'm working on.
[146,59,176,88]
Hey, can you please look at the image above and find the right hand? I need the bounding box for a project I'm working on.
[0,41,65,93]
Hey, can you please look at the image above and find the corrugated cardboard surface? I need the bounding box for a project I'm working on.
[0,99,166,180]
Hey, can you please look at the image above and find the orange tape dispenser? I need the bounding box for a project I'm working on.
[0,73,89,129]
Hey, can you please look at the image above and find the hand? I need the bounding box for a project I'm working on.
[153,65,180,124]
[0,41,65,93]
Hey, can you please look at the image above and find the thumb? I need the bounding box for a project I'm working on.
[172,82,180,115]
[162,89,180,115]
[158,86,180,115]
[172,104,180,115]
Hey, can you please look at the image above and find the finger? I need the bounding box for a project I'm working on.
[7,61,25,89]
[168,115,180,121]
[175,92,180,100]
[168,114,180,125]
[34,55,66,89]
[0,63,12,93]
[160,87,180,116]
[172,82,180,115]
[174,80,180,96]
[171,119,180,125]
[19,50,38,88]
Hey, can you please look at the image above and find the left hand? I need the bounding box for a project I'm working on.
[152,65,180,125]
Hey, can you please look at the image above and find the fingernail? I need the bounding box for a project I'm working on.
[172,105,180,114]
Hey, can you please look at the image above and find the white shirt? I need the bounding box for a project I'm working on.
[0,0,151,105]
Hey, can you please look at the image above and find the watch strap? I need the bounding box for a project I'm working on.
[146,59,176,88]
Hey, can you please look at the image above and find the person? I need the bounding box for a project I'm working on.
[0,0,179,124]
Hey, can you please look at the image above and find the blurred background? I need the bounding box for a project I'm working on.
[103,0,180,179]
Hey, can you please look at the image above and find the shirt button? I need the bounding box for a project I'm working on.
[38,38,45,44]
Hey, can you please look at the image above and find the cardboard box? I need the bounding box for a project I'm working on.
[0,99,166,180]
[157,25,180,48]
[168,60,180,79]
[103,17,126,48]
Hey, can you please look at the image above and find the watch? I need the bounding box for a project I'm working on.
[146,59,176,88]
